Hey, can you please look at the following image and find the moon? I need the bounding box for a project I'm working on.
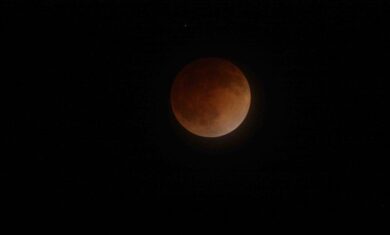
[171,58,251,138]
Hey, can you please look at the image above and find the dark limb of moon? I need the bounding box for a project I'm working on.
[171,58,251,138]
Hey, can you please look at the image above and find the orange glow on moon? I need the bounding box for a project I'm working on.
[171,58,251,138]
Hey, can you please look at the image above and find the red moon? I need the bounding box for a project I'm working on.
[171,58,251,138]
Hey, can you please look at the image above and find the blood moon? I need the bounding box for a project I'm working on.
[171,58,251,138]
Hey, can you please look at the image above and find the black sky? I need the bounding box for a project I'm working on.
[5,0,386,230]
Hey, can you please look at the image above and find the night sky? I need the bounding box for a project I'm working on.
[5,0,386,230]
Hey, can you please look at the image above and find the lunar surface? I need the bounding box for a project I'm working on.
[171,58,251,137]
